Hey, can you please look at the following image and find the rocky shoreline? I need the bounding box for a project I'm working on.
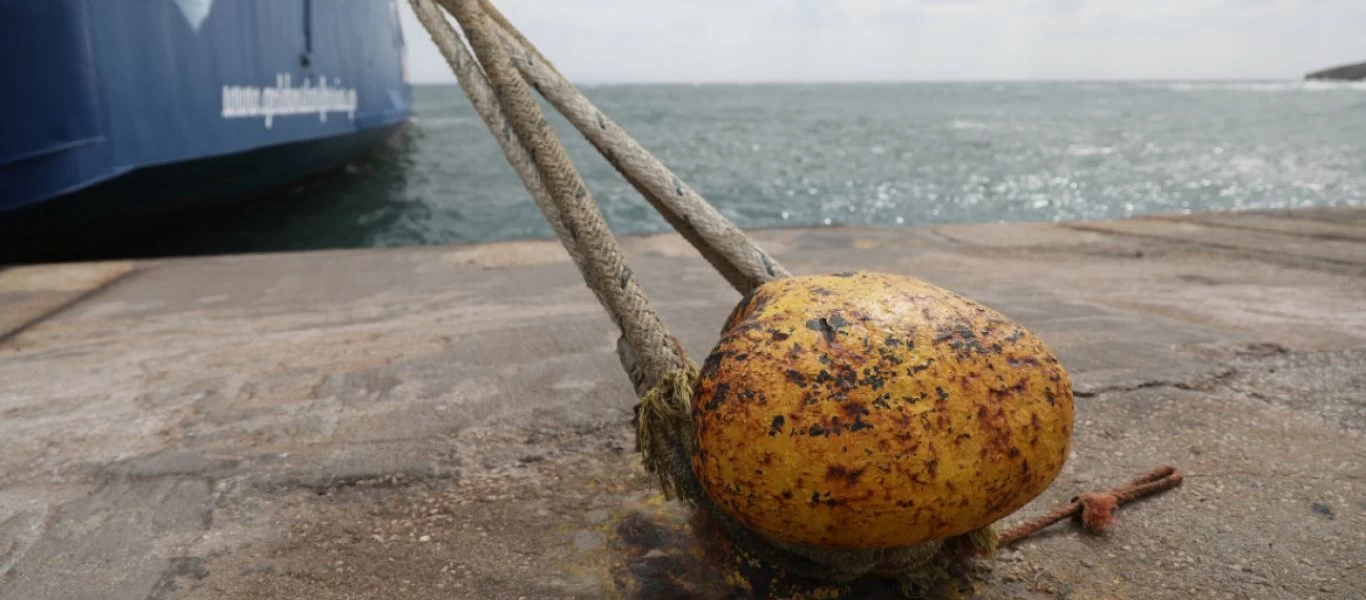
[1307,60,1366,81]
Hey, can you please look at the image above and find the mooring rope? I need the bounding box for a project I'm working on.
[469,0,789,294]
[412,0,1184,590]
[411,2,696,503]
[408,0,610,319]
[438,0,688,391]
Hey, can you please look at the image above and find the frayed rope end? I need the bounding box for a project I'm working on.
[634,366,698,501]
[1078,492,1119,533]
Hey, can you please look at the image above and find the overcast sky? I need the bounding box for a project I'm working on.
[397,1,1364,83]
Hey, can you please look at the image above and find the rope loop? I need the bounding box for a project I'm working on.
[998,466,1184,546]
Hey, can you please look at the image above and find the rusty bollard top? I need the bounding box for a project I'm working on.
[691,272,1074,549]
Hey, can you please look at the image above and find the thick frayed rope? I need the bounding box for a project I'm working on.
[440,0,685,386]
[473,0,788,294]
[634,366,698,501]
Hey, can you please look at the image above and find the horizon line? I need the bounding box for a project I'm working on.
[406,76,1321,87]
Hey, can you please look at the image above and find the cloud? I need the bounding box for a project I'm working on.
[400,0,1366,83]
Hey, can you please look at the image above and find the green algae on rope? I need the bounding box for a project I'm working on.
[634,366,699,502]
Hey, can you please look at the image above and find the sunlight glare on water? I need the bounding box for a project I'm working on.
[154,81,1366,254]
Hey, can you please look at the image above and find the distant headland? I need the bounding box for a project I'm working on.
[1306,61,1366,81]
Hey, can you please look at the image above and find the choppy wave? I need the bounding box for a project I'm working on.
[1065,144,1115,157]
[409,115,475,127]
[948,119,990,130]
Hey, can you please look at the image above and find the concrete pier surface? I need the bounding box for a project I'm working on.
[1,207,1363,599]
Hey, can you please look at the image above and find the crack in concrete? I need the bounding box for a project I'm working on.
[0,266,142,346]
[1074,367,1238,398]
[262,469,462,496]
[1174,217,1366,244]
[1061,223,1366,272]
[0,508,47,580]
[145,557,210,600]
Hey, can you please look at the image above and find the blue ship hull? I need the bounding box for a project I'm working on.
[0,0,413,261]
